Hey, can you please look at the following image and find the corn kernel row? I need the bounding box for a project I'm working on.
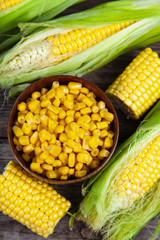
[0,160,71,238]
[13,81,115,180]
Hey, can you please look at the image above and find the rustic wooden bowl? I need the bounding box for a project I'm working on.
[8,75,119,185]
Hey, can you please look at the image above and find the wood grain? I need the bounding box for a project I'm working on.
[0,0,160,239]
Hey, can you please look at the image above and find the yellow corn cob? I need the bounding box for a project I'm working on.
[106,48,160,119]
[4,21,135,73]
[115,134,160,206]
[0,160,71,238]
[0,0,23,11]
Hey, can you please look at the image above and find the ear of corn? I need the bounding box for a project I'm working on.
[77,100,160,240]
[0,160,71,238]
[106,47,160,120]
[1,0,160,90]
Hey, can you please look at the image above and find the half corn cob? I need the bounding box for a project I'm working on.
[106,48,160,119]
[77,100,160,240]
[0,160,71,238]
[1,0,160,92]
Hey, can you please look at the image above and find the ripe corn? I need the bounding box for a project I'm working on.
[115,134,160,205]
[2,22,134,75]
[106,48,160,119]
[0,160,71,238]
[0,0,23,11]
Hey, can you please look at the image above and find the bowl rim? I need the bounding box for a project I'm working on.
[8,75,119,185]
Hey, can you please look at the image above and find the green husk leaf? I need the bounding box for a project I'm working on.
[78,101,160,240]
[0,0,84,34]
[8,83,30,100]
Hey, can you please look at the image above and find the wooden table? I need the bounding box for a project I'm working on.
[0,0,160,239]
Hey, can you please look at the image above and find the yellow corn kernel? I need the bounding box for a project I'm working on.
[32,91,41,99]
[75,170,87,178]
[55,125,64,134]
[46,170,57,179]
[34,146,42,156]
[73,142,82,153]
[47,105,59,115]
[19,136,30,145]
[80,107,91,115]
[80,87,89,94]
[30,131,39,145]
[74,111,81,121]
[46,88,55,99]
[60,85,69,94]
[75,162,83,171]
[45,155,55,164]
[58,166,69,175]
[97,121,109,130]
[99,108,108,118]
[41,88,48,95]
[68,153,75,167]
[104,137,114,148]
[28,100,41,113]
[17,102,27,112]
[52,98,61,108]
[22,154,31,162]
[91,113,101,122]
[35,140,41,147]
[30,162,43,174]
[56,87,65,99]
[69,168,75,175]
[69,122,79,132]
[77,152,92,165]
[83,135,91,150]
[70,89,79,95]
[13,126,23,137]
[48,145,61,157]
[77,128,85,139]
[41,164,53,171]
[108,130,114,139]
[25,112,34,123]
[47,110,58,121]
[82,97,93,107]
[63,100,74,109]
[77,93,85,102]
[66,130,77,140]
[65,116,74,124]
[17,113,25,124]
[52,81,59,88]
[91,104,99,113]
[68,82,82,89]
[75,102,86,110]
[52,160,62,167]
[41,141,48,151]
[41,99,51,108]
[59,152,68,165]
[59,109,66,119]
[100,129,108,138]
[59,133,67,143]
[66,109,75,117]
[60,175,68,180]
[39,129,51,142]
[89,159,100,169]
[98,149,110,159]
[93,129,101,136]
[40,108,47,116]
[63,145,72,153]
[48,119,58,133]
[22,123,32,135]
[40,115,48,126]
[91,148,99,157]
[88,136,99,148]
[104,112,114,122]
[39,151,49,161]
[98,101,106,109]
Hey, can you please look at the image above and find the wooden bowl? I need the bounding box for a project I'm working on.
[8,75,119,185]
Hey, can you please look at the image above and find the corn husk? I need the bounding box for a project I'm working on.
[1,0,160,91]
[77,100,160,240]
[0,0,84,51]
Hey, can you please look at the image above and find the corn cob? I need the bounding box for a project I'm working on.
[0,160,71,238]
[0,0,23,11]
[1,22,134,75]
[77,100,160,240]
[106,48,160,119]
[115,134,160,205]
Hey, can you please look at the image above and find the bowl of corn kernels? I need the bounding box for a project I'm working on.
[8,75,119,184]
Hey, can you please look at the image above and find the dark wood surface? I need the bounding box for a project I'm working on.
[0,0,160,239]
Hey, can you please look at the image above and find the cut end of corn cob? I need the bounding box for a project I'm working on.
[106,48,160,120]
[115,134,160,207]
[0,160,71,238]
[1,22,135,75]
[0,0,24,11]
